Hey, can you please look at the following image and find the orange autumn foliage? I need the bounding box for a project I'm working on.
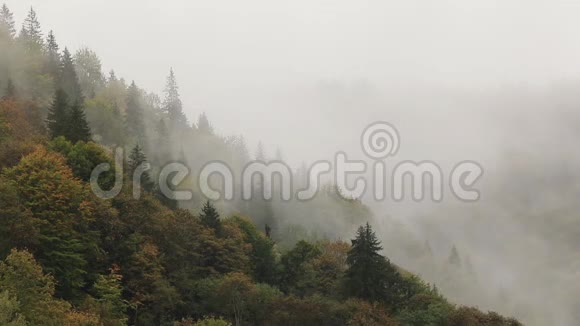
[0,98,46,169]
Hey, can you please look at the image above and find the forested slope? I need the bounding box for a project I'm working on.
[0,5,522,325]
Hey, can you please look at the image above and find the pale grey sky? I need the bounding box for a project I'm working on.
[5,0,580,164]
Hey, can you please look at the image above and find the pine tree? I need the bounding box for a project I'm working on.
[0,4,16,39]
[47,89,69,139]
[128,143,153,192]
[448,245,461,267]
[45,30,60,79]
[125,81,145,139]
[59,48,83,104]
[19,7,43,50]
[163,68,188,129]
[200,200,221,233]
[108,70,117,82]
[345,223,406,305]
[66,101,91,143]
[197,112,213,134]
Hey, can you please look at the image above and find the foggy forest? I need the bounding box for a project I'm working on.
[0,1,578,325]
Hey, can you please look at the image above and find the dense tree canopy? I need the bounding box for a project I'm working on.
[0,5,523,326]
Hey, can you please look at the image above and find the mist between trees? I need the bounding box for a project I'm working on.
[1,3,579,325]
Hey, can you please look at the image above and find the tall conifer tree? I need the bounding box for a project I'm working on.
[197,112,213,134]
[345,223,406,306]
[163,68,188,129]
[126,81,145,140]
[66,101,91,143]
[19,7,43,50]
[0,4,16,39]
[60,48,83,104]
[46,30,60,79]
[128,143,153,192]
[200,200,221,233]
[47,89,69,139]
[448,245,462,267]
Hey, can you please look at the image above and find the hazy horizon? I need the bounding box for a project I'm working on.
[3,1,580,325]
[6,0,580,165]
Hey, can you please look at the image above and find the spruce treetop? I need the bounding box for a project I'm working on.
[163,68,188,129]
[47,89,69,139]
[67,101,91,143]
[200,200,221,232]
[60,47,84,103]
[19,7,43,49]
[0,4,16,38]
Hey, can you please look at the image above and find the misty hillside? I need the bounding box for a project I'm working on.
[1,2,579,326]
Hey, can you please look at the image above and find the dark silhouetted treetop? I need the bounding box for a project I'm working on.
[128,143,153,192]
[108,70,117,82]
[47,88,69,139]
[66,101,91,143]
[345,223,406,306]
[200,200,221,233]
[163,68,188,129]
[448,245,462,267]
[59,48,84,104]
[46,30,60,78]
[197,112,213,134]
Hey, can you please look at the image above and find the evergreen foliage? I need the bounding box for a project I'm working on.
[126,81,145,140]
[45,30,60,78]
[19,7,43,51]
[200,200,221,233]
[345,223,408,307]
[0,6,524,325]
[128,143,154,192]
[59,48,84,104]
[67,101,91,143]
[47,88,69,139]
[0,4,15,39]
[163,68,188,129]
